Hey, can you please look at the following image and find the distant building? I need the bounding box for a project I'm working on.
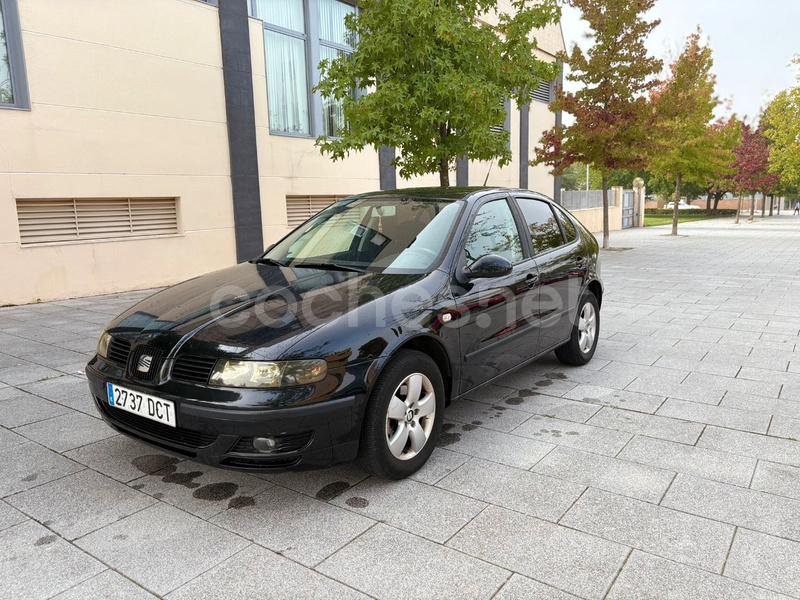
[0,0,565,304]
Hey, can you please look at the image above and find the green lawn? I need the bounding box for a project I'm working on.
[644,213,729,227]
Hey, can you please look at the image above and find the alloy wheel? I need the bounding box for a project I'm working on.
[578,302,597,354]
[385,373,436,460]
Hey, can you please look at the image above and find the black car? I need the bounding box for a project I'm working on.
[86,187,602,479]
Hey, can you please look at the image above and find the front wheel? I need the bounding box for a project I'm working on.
[555,291,600,366]
[358,350,445,479]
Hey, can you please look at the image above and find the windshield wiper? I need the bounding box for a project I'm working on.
[253,257,286,267]
[291,261,367,274]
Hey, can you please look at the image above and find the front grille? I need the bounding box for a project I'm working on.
[172,355,218,385]
[231,431,314,454]
[220,455,301,469]
[97,396,216,449]
[107,338,132,366]
[128,345,164,383]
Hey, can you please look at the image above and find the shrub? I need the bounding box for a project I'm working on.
[644,208,737,216]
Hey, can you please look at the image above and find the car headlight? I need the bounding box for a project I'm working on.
[97,332,113,358]
[208,359,327,388]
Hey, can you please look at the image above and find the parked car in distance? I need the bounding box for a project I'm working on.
[665,200,701,210]
[87,187,603,479]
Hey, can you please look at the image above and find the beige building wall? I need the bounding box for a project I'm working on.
[0,0,237,305]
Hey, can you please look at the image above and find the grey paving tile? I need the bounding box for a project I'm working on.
[0,362,63,386]
[0,393,72,428]
[532,446,674,504]
[561,487,734,572]
[662,474,800,542]
[498,393,601,423]
[446,398,534,431]
[329,477,485,543]
[210,485,374,567]
[437,458,585,522]
[513,415,633,456]
[0,424,26,449]
[167,543,367,600]
[0,520,104,600]
[587,407,704,444]
[725,529,800,598]
[720,392,800,420]
[0,498,28,531]
[683,372,783,399]
[129,461,272,520]
[7,469,155,540]
[258,462,370,499]
[19,375,96,415]
[0,441,84,497]
[494,574,580,600]
[657,398,771,433]
[461,383,518,404]
[437,422,555,469]
[563,384,665,414]
[14,412,116,453]
[607,550,791,600]
[698,426,800,467]
[447,505,630,599]
[318,523,510,600]
[409,447,470,485]
[751,461,800,500]
[53,569,157,599]
[64,435,169,483]
[653,356,740,377]
[617,436,756,487]
[769,415,800,440]
[75,503,249,596]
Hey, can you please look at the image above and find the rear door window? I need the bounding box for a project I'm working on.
[516,198,565,255]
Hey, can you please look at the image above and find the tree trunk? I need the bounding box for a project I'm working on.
[671,173,681,236]
[713,192,722,211]
[735,193,742,224]
[769,194,774,216]
[749,192,756,221]
[601,175,609,250]
[761,192,766,218]
[438,158,450,188]
[706,191,712,213]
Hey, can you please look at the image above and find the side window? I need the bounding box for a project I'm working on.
[516,198,565,255]
[553,205,578,243]
[463,200,523,266]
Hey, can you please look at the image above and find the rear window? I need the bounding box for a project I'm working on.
[553,205,578,242]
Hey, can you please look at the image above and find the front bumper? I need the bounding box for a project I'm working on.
[86,363,364,472]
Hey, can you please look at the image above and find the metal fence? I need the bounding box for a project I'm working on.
[561,190,615,210]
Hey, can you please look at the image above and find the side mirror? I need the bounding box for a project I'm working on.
[463,254,513,279]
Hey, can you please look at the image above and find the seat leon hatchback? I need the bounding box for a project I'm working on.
[87,187,602,479]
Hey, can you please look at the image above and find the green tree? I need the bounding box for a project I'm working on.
[315,0,560,187]
[763,58,800,194]
[649,30,729,235]
[535,0,662,249]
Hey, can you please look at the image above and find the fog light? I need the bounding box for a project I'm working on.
[253,436,278,453]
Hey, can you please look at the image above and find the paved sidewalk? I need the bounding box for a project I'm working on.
[3,215,800,599]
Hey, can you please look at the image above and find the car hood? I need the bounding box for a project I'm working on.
[106,262,425,359]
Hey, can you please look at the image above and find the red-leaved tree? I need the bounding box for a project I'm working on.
[733,124,779,223]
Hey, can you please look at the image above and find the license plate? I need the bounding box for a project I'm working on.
[106,383,176,428]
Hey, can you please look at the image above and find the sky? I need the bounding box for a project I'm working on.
[559,0,800,125]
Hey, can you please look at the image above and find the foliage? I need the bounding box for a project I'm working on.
[644,208,736,216]
[535,0,662,248]
[315,0,561,187]
[762,59,800,192]
[732,124,778,196]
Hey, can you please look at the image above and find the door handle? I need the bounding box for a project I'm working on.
[525,273,538,289]
[576,256,585,266]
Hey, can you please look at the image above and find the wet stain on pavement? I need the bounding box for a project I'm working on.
[471,420,483,425]
[315,481,351,501]
[35,535,57,546]
[22,474,37,482]
[462,424,478,431]
[546,373,567,380]
[518,389,537,398]
[345,497,369,508]
[130,483,145,490]
[113,534,128,541]
[566,431,580,436]
[152,492,164,499]
[132,455,180,475]
[535,380,553,387]
[161,470,203,489]
[505,397,524,406]
[193,482,239,501]
[228,496,256,510]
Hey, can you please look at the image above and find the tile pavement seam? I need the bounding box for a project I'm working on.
[601,547,634,599]
[160,542,257,598]
[720,526,739,577]
[442,503,492,546]
[656,471,678,506]
[613,433,640,459]
[555,484,589,524]
[488,571,515,600]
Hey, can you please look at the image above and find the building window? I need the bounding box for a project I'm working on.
[16,198,180,246]
[530,79,554,104]
[0,0,29,110]
[250,0,356,138]
[489,99,511,149]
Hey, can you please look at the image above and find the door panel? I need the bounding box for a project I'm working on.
[453,198,540,394]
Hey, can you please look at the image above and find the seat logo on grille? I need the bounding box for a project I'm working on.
[137,354,153,373]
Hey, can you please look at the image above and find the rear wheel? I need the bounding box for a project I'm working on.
[555,291,600,366]
[359,350,445,479]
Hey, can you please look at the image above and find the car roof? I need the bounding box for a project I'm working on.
[347,187,554,204]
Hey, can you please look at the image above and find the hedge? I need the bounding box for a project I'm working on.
[644,208,737,216]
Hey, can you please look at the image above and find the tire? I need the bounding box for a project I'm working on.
[358,350,445,479]
[555,290,600,366]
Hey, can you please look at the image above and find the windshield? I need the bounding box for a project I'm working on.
[263,197,463,274]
